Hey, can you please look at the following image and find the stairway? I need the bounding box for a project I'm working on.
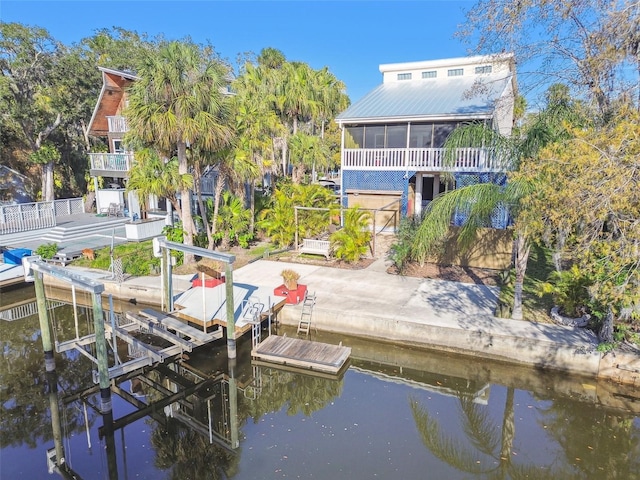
[42,217,128,243]
[297,291,316,335]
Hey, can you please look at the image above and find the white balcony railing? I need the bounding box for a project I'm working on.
[107,116,128,133]
[89,152,134,172]
[342,148,510,172]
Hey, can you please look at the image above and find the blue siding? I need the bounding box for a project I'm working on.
[342,170,413,214]
[453,173,510,228]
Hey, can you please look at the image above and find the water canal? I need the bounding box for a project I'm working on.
[1,284,639,479]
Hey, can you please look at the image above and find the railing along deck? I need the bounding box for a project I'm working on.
[342,147,510,172]
[0,198,84,235]
[89,152,134,172]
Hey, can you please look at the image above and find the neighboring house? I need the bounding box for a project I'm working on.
[0,164,33,204]
[335,54,516,230]
[86,67,219,222]
[87,67,144,219]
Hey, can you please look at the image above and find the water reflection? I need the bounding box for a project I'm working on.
[1,285,639,479]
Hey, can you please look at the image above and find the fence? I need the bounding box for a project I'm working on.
[0,198,84,235]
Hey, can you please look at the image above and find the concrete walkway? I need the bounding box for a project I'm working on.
[233,259,606,374]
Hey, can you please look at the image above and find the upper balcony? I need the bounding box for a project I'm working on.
[341,147,511,173]
[107,115,128,133]
[89,152,134,178]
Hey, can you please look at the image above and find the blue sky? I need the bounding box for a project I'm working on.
[2,0,475,102]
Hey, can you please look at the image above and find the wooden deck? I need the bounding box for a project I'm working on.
[251,335,351,374]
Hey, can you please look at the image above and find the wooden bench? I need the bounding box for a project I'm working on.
[298,238,331,259]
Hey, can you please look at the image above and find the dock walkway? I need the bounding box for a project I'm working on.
[252,334,351,374]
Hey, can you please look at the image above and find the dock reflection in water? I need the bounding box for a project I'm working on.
[1,285,639,479]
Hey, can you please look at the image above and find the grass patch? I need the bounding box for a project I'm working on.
[71,241,160,276]
[247,243,272,258]
[498,244,555,323]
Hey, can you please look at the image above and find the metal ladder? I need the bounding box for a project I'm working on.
[242,297,265,348]
[297,291,316,335]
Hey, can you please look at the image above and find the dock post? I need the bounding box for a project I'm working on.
[34,271,55,372]
[92,292,112,414]
[162,246,173,313]
[103,410,119,480]
[225,262,236,359]
[47,371,65,468]
[228,358,239,449]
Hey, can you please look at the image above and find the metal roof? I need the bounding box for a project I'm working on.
[336,74,512,123]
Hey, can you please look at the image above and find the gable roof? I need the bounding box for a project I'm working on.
[336,73,513,124]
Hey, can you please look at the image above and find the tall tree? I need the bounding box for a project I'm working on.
[517,107,640,338]
[125,40,231,261]
[125,148,193,220]
[459,0,640,114]
[0,23,63,200]
[412,89,579,320]
[288,132,329,184]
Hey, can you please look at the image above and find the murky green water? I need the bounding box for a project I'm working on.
[1,284,639,479]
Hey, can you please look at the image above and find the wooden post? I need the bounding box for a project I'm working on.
[92,292,112,414]
[47,371,65,467]
[225,262,236,359]
[34,272,55,372]
[228,358,239,449]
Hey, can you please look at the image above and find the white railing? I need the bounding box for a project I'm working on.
[342,148,510,172]
[89,152,134,172]
[0,201,55,234]
[0,300,66,321]
[0,198,85,235]
[53,198,84,216]
[107,116,128,133]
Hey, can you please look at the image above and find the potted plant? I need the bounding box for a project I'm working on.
[281,269,300,290]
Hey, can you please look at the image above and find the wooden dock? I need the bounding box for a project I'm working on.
[251,335,351,375]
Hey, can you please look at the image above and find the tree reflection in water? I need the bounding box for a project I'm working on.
[537,395,640,479]
[151,417,239,480]
[0,307,97,450]
[244,367,344,420]
[410,388,578,479]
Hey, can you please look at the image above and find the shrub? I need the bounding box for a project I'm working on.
[389,215,421,273]
[35,243,58,259]
[539,265,592,317]
[330,207,371,263]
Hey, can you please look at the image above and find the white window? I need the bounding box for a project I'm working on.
[422,71,437,79]
[448,68,464,77]
[113,139,124,153]
[475,65,492,74]
[397,73,412,80]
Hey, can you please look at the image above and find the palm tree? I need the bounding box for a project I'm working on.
[413,168,534,320]
[412,89,580,320]
[330,207,372,262]
[125,148,193,219]
[230,84,284,230]
[215,191,251,251]
[288,132,329,184]
[125,40,231,262]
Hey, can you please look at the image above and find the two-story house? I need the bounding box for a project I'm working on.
[335,54,516,229]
